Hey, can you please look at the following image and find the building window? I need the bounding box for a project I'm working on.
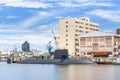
[87,46,92,48]
[100,45,105,48]
[75,39,78,41]
[80,38,85,41]
[75,25,78,27]
[87,37,92,42]
[81,22,83,24]
[75,21,79,23]
[79,26,83,28]
[93,25,95,27]
[93,43,98,50]
[66,44,68,46]
[66,30,68,32]
[80,38,86,45]
[100,37,105,41]
[66,34,68,37]
[66,39,68,41]
[86,23,88,25]
[66,25,68,28]
[93,37,98,42]
[90,24,92,26]
[66,21,68,23]
[106,37,112,44]
[106,45,112,48]
[80,46,86,48]
[90,28,92,30]
[75,34,78,36]
[79,30,83,32]
[75,43,79,46]
[96,26,99,27]
[75,30,78,32]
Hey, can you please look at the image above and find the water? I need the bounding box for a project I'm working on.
[0,62,120,80]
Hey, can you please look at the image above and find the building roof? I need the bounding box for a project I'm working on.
[78,31,120,38]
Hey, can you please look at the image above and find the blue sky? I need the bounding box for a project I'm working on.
[0,0,120,51]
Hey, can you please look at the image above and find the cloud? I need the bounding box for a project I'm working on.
[87,9,120,23]
[58,2,81,8]
[0,33,52,51]
[0,0,52,8]
[36,21,59,36]
[0,0,115,9]
[20,11,52,29]
[2,7,78,30]
[37,25,50,31]
[101,30,114,33]
[6,16,20,19]
[0,29,32,33]
[0,24,17,29]
[38,11,48,16]
[55,16,63,19]
[20,16,41,29]
[58,0,115,7]
[19,9,64,29]
[0,22,59,51]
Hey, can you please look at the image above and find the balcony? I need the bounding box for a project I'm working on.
[114,45,119,48]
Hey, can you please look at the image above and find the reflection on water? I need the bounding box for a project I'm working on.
[0,62,120,80]
[57,65,120,80]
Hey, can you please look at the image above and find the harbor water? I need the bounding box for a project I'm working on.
[0,62,120,80]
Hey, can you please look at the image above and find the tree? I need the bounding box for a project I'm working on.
[116,28,120,34]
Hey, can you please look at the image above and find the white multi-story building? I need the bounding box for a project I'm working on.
[78,31,120,56]
[59,17,99,55]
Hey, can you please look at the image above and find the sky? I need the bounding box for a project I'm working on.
[0,0,120,51]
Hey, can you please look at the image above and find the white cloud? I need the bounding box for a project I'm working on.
[56,16,63,19]
[6,16,19,19]
[0,27,54,51]
[0,10,59,30]
[20,11,52,29]
[81,2,114,7]
[20,16,41,29]
[0,24,17,29]
[37,25,50,31]
[36,22,59,36]
[101,30,114,33]
[87,9,120,22]
[58,0,115,7]
[0,0,115,8]
[0,29,31,33]
[0,0,52,8]
[20,9,62,29]
[38,11,48,16]
[58,2,81,8]
[0,34,52,51]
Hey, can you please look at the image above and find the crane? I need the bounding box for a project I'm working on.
[52,30,58,49]
[47,41,52,53]
[46,30,59,53]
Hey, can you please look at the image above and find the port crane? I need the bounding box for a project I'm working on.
[47,30,59,53]
[52,30,58,49]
